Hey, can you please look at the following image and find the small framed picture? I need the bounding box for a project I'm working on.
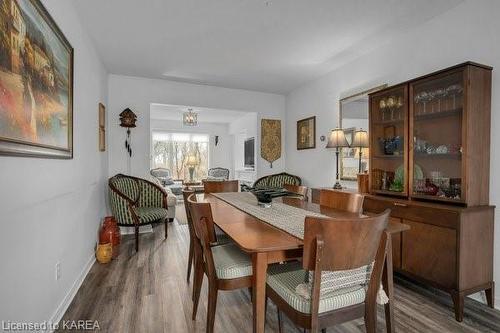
[99,103,105,151]
[296,116,316,150]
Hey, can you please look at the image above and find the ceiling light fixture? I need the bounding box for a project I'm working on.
[183,108,198,126]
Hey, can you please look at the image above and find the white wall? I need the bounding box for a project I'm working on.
[108,75,286,180]
[285,0,500,305]
[150,119,233,177]
[0,0,109,326]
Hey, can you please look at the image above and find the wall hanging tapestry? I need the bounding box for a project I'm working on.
[0,0,74,158]
[261,118,281,168]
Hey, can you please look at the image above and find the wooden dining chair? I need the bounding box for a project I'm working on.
[187,194,253,333]
[182,189,196,282]
[266,209,391,333]
[284,184,309,201]
[203,179,239,193]
[183,190,232,284]
[319,189,364,214]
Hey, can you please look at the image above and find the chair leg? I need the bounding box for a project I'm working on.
[164,219,168,239]
[186,238,194,282]
[192,257,203,320]
[206,283,218,333]
[277,309,283,333]
[321,329,327,333]
[364,308,377,333]
[134,225,139,252]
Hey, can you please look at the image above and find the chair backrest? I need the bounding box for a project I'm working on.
[109,174,140,203]
[203,180,239,193]
[150,167,171,178]
[187,194,218,280]
[254,172,301,189]
[208,167,230,180]
[302,210,390,325]
[302,209,390,272]
[319,189,364,214]
[284,184,308,201]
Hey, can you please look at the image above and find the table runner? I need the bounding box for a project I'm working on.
[211,192,328,239]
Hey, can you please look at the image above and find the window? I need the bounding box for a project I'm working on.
[152,132,209,180]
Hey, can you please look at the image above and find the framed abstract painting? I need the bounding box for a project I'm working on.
[0,0,74,158]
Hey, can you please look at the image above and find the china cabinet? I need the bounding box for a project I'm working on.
[366,62,494,322]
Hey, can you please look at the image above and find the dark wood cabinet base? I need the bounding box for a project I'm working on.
[362,195,494,322]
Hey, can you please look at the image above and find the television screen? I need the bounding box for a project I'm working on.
[244,137,255,169]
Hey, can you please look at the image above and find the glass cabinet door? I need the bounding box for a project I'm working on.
[410,70,464,203]
[369,85,408,196]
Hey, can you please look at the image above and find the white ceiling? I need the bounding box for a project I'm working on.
[74,0,463,94]
[150,103,251,124]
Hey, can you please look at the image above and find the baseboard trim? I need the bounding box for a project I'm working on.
[47,254,95,332]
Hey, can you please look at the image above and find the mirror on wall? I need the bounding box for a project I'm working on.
[339,85,386,186]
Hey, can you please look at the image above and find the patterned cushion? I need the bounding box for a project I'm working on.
[135,207,168,223]
[212,243,252,279]
[308,264,373,296]
[267,262,366,314]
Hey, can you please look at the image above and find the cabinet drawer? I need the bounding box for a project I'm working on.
[402,220,457,289]
[364,197,459,229]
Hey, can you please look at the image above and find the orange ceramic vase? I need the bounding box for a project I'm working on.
[96,243,112,264]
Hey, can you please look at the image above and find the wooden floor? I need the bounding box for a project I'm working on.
[59,220,500,333]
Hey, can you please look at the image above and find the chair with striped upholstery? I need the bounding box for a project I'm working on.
[109,174,169,252]
[187,195,252,333]
[253,172,301,189]
[267,210,391,333]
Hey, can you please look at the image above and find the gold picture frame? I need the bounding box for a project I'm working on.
[296,116,316,150]
[0,0,74,158]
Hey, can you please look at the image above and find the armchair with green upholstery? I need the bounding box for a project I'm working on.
[253,172,302,189]
[109,174,169,251]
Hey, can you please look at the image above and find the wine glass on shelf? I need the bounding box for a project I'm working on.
[434,88,446,113]
[396,96,403,120]
[427,90,436,113]
[386,96,396,120]
[379,98,387,121]
[446,84,463,110]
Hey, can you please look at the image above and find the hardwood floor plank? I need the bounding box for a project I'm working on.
[57,221,500,333]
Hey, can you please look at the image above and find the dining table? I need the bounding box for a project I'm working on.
[200,193,410,333]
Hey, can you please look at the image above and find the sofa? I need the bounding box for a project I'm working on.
[207,167,230,180]
[252,172,302,189]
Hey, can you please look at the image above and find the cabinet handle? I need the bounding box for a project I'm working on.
[393,202,408,207]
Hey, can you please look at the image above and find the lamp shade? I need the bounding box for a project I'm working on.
[326,128,349,148]
[186,155,198,166]
[352,129,369,148]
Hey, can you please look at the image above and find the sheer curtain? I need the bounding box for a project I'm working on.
[152,132,209,180]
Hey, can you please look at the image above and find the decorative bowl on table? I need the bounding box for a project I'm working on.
[249,188,295,208]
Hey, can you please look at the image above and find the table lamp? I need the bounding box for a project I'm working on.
[186,155,198,182]
[352,129,369,173]
[326,127,349,189]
